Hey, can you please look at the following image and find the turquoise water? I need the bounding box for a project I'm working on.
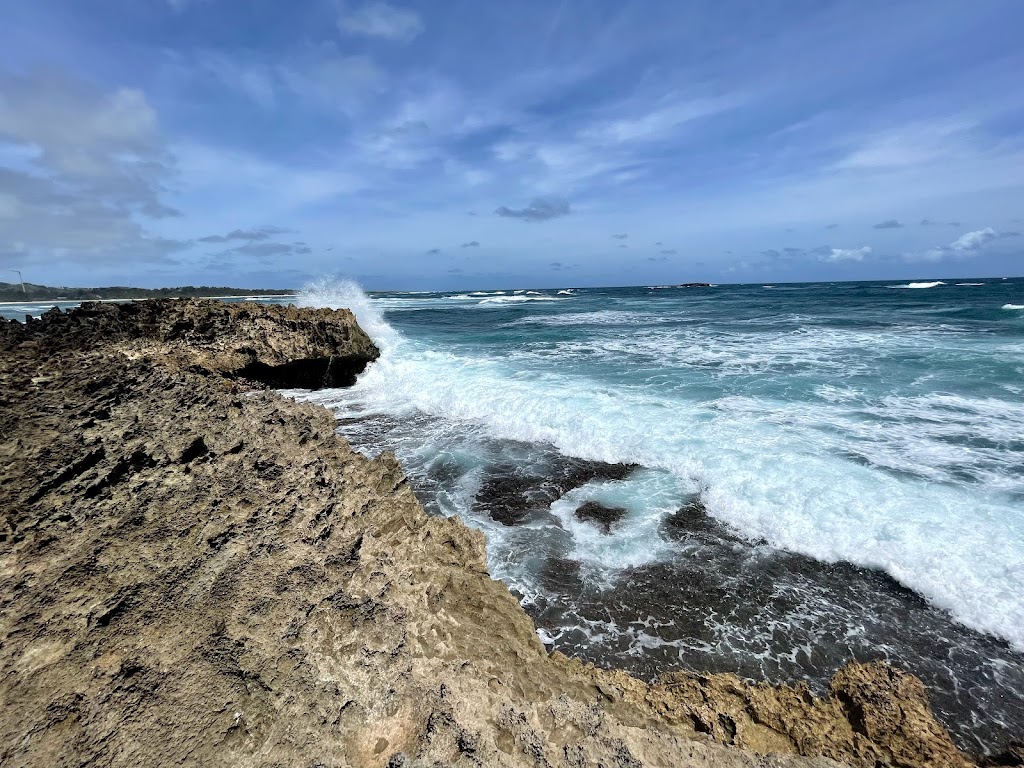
[293,277,1024,752]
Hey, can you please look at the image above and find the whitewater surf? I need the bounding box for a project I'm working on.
[285,277,1024,753]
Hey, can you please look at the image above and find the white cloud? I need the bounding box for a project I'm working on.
[820,245,871,262]
[950,227,996,251]
[0,71,185,264]
[912,227,1001,262]
[582,94,744,145]
[835,119,978,171]
[338,2,423,43]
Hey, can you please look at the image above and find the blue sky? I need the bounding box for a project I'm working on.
[1,0,1022,289]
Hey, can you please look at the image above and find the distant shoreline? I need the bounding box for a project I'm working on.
[0,294,298,307]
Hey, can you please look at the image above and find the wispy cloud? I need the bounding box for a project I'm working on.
[611,233,628,239]
[873,219,903,229]
[460,240,480,248]
[338,2,423,43]
[835,120,977,171]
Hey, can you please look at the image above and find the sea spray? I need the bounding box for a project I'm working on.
[297,277,402,351]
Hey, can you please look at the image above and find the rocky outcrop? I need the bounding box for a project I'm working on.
[0,298,379,388]
[0,299,980,767]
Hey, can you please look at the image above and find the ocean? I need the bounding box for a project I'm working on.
[7,278,1023,751]
[291,277,1024,754]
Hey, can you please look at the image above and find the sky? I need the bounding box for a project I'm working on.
[1,0,1022,290]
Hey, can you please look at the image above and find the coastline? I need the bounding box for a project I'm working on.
[0,300,999,767]
[0,294,298,307]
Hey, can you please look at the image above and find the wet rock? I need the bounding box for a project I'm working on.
[574,501,627,534]
[475,457,637,526]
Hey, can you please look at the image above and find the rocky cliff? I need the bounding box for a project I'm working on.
[0,300,988,767]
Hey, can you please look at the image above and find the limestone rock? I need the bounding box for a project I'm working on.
[1,297,379,388]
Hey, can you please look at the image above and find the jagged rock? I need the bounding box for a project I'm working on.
[0,298,379,388]
[0,299,984,767]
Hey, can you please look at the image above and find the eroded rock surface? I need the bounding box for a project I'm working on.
[0,298,379,388]
[0,300,979,767]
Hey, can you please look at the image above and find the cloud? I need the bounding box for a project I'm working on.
[195,54,278,109]
[495,198,571,222]
[611,233,628,239]
[872,219,903,229]
[460,240,480,248]
[950,227,996,251]
[825,223,839,229]
[913,227,1005,262]
[660,249,677,255]
[948,221,961,227]
[426,248,441,255]
[338,2,423,42]
[212,241,312,265]
[198,226,290,243]
[0,70,184,264]
[920,218,935,225]
[549,261,562,269]
[820,246,872,262]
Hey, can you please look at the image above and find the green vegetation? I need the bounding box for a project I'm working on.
[0,282,294,303]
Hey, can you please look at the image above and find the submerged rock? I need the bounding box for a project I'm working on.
[475,458,636,526]
[574,500,627,534]
[0,298,983,767]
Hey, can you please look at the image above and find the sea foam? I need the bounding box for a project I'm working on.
[295,279,1024,653]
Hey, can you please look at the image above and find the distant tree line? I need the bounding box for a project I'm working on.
[0,282,294,303]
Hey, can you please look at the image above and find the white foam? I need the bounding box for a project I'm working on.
[295,280,1024,652]
[889,281,947,289]
[504,310,670,328]
[1003,304,1024,310]
[296,277,401,351]
[477,295,564,305]
[956,283,985,286]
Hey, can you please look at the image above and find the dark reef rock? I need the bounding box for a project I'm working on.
[475,458,637,526]
[574,501,627,534]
